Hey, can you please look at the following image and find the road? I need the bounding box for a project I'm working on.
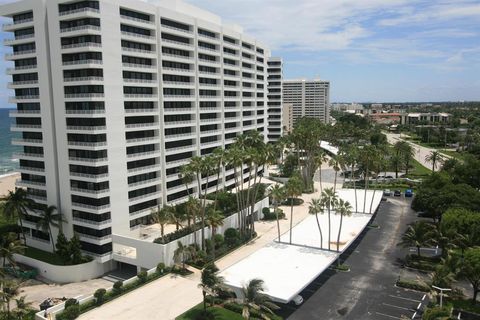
[286,196,428,320]
[386,133,449,171]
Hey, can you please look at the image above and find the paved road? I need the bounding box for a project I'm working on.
[285,196,428,320]
[386,133,449,171]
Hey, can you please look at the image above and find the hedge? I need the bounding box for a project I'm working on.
[396,279,431,292]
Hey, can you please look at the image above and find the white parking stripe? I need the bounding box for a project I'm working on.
[388,294,421,303]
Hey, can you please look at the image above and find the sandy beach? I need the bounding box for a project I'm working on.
[0,172,20,196]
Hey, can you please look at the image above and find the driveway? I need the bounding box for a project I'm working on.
[286,196,427,320]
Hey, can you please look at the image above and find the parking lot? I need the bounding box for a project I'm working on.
[372,287,427,320]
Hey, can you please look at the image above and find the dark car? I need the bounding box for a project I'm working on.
[405,189,413,197]
[394,190,402,197]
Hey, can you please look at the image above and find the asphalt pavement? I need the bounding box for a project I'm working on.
[283,196,427,320]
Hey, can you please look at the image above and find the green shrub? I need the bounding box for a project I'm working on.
[113,281,123,292]
[94,288,107,305]
[262,208,285,221]
[137,271,148,283]
[396,279,431,292]
[422,306,450,320]
[57,305,80,320]
[224,228,240,247]
[262,207,270,215]
[213,234,224,248]
[156,263,166,274]
[205,238,214,254]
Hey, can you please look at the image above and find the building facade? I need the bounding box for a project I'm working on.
[266,57,282,142]
[1,0,272,260]
[283,79,330,125]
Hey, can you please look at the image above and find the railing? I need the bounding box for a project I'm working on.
[68,157,108,163]
[164,120,195,126]
[123,78,157,84]
[13,152,43,158]
[121,31,155,40]
[161,52,193,60]
[64,93,104,98]
[164,132,195,140]
[73,217,112,226]
[126,150,160,158]
[162,24,193,34]
[124,94,158,99]
[128,177,160,188]
[122,63,155,69]
[165,158,190,166]
[124,108,159,113]
[70,172,109,179]
[163,94,194,99]
[65,109,105,114]
[10,124,41,129]
[120,14,154,25]
[4,34,34,44]
[122,47,155,54]
[3,18,33,28]
[198,46,218,53]
[71,187,110,195]
[126,136,159,144]
[63,59,102,66]
[161,38,192,47]
[60,25,100,33]
[127,164,160,174]
[125,123,157,129]
[68,141,107,147]
[17,180,46,187]
[71,202,110,211]
[163,81,194,86]
[8,80,38,86]
[61,42,101,49]
[59,7,100,16]
[19,166,45,173]
[129,192,160,203]
[9,109,40,115]
[163,107,194,113]
[7,65,37,73]
[162,67,192,73]
[12,138,42,144]
[66,125,107,131]
[5,49,35,57]
[78,233,111,241]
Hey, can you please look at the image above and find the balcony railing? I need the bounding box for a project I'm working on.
[59,7,100,16]
[120,14,154,25]
[60,25,100,33]
[121,31,155,41]
[5,50,36,58]
[61,42,101,50]
[63,59,102,66]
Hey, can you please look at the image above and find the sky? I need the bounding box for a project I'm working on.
[0,0,479,106]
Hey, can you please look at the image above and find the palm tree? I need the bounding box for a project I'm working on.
[425,150,444,172]
[359,145,376,214]
[179,164,194,197]
[398,221,435,257]
[240,279,279,320]
[205,209,224,259]
[0,188,34,243]
[198,263,224,312]
[335,199,352,252]
[173,241,191,270]
[36,205,66,252]
[12,295,33,320]
[0,232,25,268]
[285,173,303,244]
[0,280,19,318]
[211,148,225,210]
[314,150,327,195]
[308,198,324,249]
[168,206,184,231]
[328,157,342,193]
[320,188,338,251]
[270,184,285,242]
[151,205,172,244]
[454,231,479,260]
[343,146,358,212]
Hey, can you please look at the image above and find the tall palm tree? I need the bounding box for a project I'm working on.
[425,150,444,172]
[151,205,172,244]
[0,232,25,268]
[198,263,224,312]
[179,164,194,197]
[12,295,33,320]
[173,241,191,270]
[240,279,279,320]
[36,205,66,252]
[270,184,285,242]
[314,150,328,195]
[335,199,352,252]
[320,188,338,251]
[0,280,19,318]
[285,173,303,244]
[308,198,324,249]
[0,188,34,243]
[398,221,435,257]
[205,209,224,259]
[359,145,376,214]
[343,145,358,212]
[225,146,245,235]
[328,157,342,193]
[211,148,225,210]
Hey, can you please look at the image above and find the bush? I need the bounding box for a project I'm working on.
[64,298,78,309]
[262,208,285,221]
[422,306,450,320]
[205,239,214,254]
[224,228,240,247]
[194,310,215,320]
[137,271,148,283]
[56,305,80,320]
[156,263,166,274]
[262,207,270,215]
[113,281,123,292]
[94,288,107,305]
[213,234,224,248]
[396,279,431,292]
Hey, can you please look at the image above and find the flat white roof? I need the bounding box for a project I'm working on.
[319,140,339,156]
[220,189,382,303]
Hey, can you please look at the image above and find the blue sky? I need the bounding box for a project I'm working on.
[0,0,479,106]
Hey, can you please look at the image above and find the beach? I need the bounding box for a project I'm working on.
[0,172,20,196]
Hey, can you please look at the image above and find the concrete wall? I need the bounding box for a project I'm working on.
[14,254,113,284]
[112,197,269,268]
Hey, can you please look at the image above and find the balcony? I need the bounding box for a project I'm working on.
[64,93,104,100]
[70,171,109,181]
[121,31,156,42]
[65,109,105,116]
[7,80,38,89]
[72,216,112,227]
[19,166,45,173]
[3,33,35,45]
[6,65,37,74]
[59,7,100,17]
[125,122,158,130]
[161,39,192,48]
[126,150,161,159]
[120,14,154,26]
[11,138,42,146]
[163,120,196,128]
[71,187,110,196]
[165,144,196,155]
[10,124,41,131]
[66,125,107,132]
[16,180,46,188]
[123,94,158,100]
[9,109,40,116]
[121,47,156,57]
[67,141,107,149]
[123,78,157,85]
[128,177,160,188]
[68,157,108,164]
[60,25,101,34]
[71,202,110,212]
[124,108,159,115]
[122,63,156,70]
[5,49,36,60]
[127,163,161,174]
[2,18,34,31]
[61,42,101,51]
[13,152,43,159]
[126,136,159,145]
[63,59,103,67]
[164,132,195,141]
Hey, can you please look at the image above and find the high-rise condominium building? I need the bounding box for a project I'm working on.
[266,57,282,142]
[1,0,272,260]
[283,79,330,125]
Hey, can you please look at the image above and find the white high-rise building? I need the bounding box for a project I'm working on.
[283,79,330,125]
[1,0,272,261]
[266,57,282,142]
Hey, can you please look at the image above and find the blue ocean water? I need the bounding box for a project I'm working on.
[0,108,21,175]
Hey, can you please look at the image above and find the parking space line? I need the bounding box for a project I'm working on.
[382,302,414,311]
[388,294,421,303]
[375,312,403,319]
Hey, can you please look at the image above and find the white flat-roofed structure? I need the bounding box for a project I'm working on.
[319,140,339,156]
[220,189,382,304]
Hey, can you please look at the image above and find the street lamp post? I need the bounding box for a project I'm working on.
[432,285,451,308]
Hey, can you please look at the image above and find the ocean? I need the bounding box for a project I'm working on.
[0,108,21,175]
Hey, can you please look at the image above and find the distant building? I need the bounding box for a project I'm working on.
[283,79,330,124]
[282,103,293,133]
[331,103,364,114]
[266,57,283,142]
[367,113,402,125]
[402,113,451,125]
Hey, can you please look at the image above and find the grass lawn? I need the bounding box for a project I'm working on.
[407,158,431,178]
[23,246,65,265]
[448,299,480,315]
[176,304,244,320]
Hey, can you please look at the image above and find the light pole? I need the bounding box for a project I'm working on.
[432,285,451,307]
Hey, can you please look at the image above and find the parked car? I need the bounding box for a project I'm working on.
[383,189,392,196]
[394,190,402,197]
[292,295,304,305]
[405,189,413,197]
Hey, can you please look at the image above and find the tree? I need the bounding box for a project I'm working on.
[198,263,224,312]
[459,247,480,303]
[328,157,341,193]
[0,188,34,243]
[0,280,19,318]
[425,151,444,172]
[185,196,201,245]
[335,199,352,252]
[314,150,328,195]
[270,184,285,242]
[205,209,224,259]
[36,205,66,252]
[12,295,33,320]
[308,198,324,249]
[211,148,226,210]
[240,279,279,320]
[0,232,25,268]
[151,205,172,244]
[55,232,70,264]
[69,234,82,264]
[398,221,435,257]
[285,173,303,244]
[173,241,190,270]
[320,188,338,251]
[358,145,376,214]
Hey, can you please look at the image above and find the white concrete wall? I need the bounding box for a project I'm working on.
[14,254,113,284]
[112,197,269,268]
